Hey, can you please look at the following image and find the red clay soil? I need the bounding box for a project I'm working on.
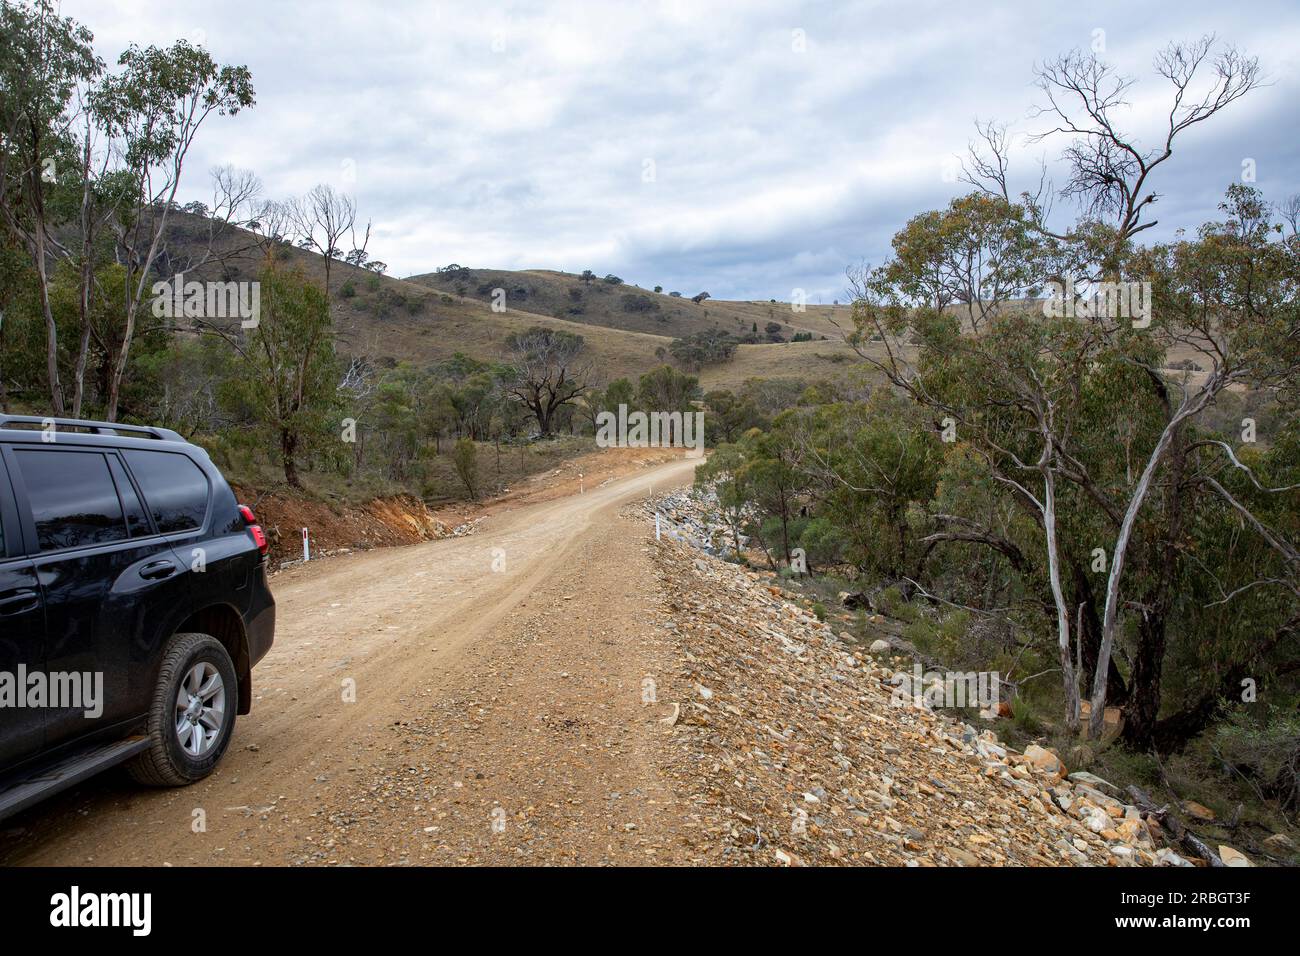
[233,446,691,569]
[229,487,449,566]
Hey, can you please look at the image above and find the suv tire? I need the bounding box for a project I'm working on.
[127,632,238,786]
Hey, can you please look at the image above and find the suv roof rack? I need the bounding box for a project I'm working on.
[0,415,185,443]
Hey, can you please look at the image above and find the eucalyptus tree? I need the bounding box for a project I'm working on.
[502,326,590,436]
[0,0,101,413]
[221,264,336,488]
[93,39,254,420]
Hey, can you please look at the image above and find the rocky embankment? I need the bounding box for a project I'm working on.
[647,529,1251,866]
[653,484,755,557]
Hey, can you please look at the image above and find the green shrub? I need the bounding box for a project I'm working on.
[1215,708,1300,815]
[452,438,479,499]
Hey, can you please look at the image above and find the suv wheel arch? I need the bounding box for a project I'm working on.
[173,604,252,715]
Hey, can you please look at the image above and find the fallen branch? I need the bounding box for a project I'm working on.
[1127,784,1225,867]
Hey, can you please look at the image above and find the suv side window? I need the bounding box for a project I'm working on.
[106,455,151,537]
[123,449,210,533]
[15,449,129,551]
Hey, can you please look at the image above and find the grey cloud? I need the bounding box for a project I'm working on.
[70,0,1300,299]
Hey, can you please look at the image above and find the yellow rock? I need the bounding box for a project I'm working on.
[1023,744,1065,778]
[1218,845,1252,867]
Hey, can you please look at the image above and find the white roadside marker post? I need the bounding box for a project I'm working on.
[302,527,310,563]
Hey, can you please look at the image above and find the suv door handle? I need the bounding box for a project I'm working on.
[0,588,39,615]
[139,560,178,581]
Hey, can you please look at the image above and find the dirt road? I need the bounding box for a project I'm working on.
[0,456,701,866]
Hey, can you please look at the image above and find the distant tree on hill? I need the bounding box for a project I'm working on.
[691,291,710,304]
[621,293,659,313]
[501,326,591,436]
[653,285,663,293]
[603,274,623,285]
[636,364,700,413]
[580,269,595,284]
[668,329,737,371]
[288,183,369,309]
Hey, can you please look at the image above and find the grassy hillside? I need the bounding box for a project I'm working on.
[406,266,853,341]
[162,216,864,388]
[157,218,1219,400]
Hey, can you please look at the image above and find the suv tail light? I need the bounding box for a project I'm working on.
[238,504,270,557]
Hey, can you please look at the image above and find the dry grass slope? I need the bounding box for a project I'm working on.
[165,216,866,388]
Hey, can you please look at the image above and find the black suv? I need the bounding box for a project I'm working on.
[0,416,274,820]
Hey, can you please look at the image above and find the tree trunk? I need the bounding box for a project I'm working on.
[1070,558,1128,705]
[779,493,791,564]
[1121,609,1168,748]
[1123,429,1189,747]
[281,428,301,488]
[0,306,7,411]
[73,134,95,419]
[34,219,64,415]
[534,399,552,436]
[1043,467,1080,732]
[72,321,92,417]
[108,189,179,422]
[1088,387,1212,737]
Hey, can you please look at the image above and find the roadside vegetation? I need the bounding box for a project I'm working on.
[692,39,1299,850]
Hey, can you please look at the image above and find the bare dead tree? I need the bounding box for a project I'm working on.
[964,35,1262,264]
[1279,194,1300,238]
[164,164,264,275]
[287,183,368,309]
[247,197,294,257]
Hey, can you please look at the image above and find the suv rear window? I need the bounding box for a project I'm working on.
[123,450,209,533]
[15,450,129,551]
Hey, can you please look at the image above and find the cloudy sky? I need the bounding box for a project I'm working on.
[68,0,1300,301]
